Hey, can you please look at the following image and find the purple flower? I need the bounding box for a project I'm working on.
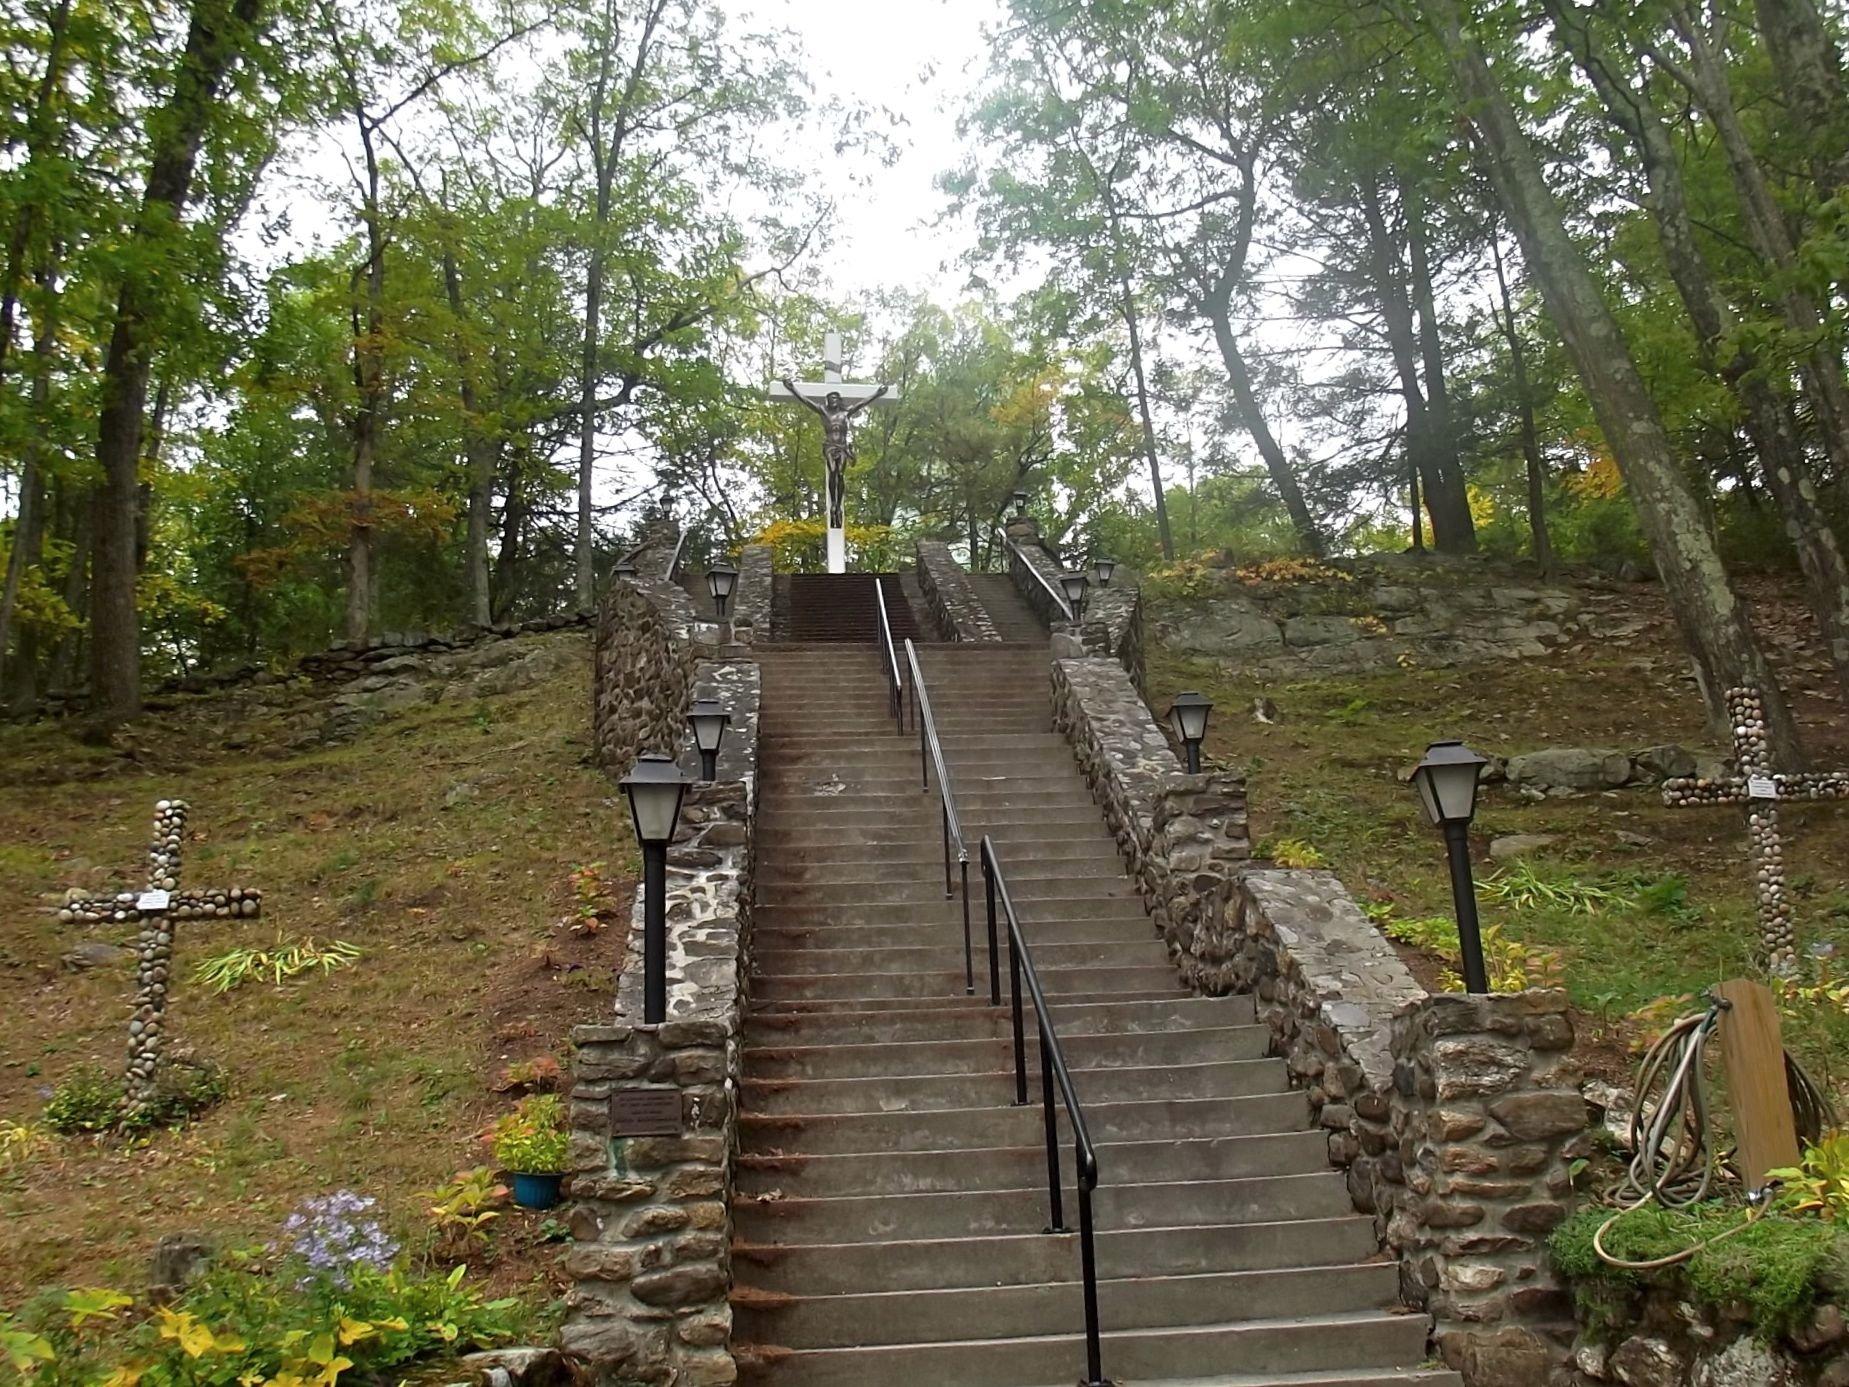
[281,1190,399,1287]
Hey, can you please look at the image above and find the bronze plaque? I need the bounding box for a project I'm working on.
[609,1087,682,1137]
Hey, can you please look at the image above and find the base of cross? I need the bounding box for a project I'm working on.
[1664,687,1849,974]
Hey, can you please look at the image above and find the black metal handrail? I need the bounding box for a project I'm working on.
[980,836,1107,1387]
[903,639,975,996]
[873,577,906,734]
[996,527,1075,622]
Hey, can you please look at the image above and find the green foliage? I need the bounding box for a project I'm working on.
[1551,1204,1843,1339]
[0,1258,521,1387]
[1480,862,1624,916]
[192,938,361,994]
[41,1069,124,1136]
[488,1094,567,1176]
[422,1169,508,1262]
[1257,836,1328,869]
[1769,1135,1849,1223]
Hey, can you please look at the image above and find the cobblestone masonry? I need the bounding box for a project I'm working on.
[1048,652,1588,1386]
[915,539,1003,642]
[729,546,774,646]
[592,577,699,778]
[1005,516,1144,682]
[564,660,759,1385]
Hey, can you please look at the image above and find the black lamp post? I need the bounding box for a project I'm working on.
[1011,489,1030,516]
[706,564,738,620]
[1091,555,1116,588]
[621,752,689,1024]
[1412,739,1492,994]
[1059,570,1090,622]
[612,558,639,580]
[687,699,730,782]
[1168,691,1213,774]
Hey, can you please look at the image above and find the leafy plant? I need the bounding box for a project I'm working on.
[425,1168,508,1261]
[489,1094,568,1175]
[0,1118,51,1169]
[194,936,362,993]
[42,1068,125,1135]
[1259,836,1328,869]
[1480,861,1621,915]
[1770,1135,1849,1222]
[1375,912,1563,992]
[566,864,618,936]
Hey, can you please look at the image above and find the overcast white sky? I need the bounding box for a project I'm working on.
[734,0,1001,305]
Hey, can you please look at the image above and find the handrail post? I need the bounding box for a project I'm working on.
[1041,1037,1066,1233]
[984,863,1000,1006]
[1009,928,1027,1106]
[1079,1186,1105,1387]
[959,858,973,997]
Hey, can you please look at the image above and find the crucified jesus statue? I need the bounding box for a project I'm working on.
[779,381,890,530]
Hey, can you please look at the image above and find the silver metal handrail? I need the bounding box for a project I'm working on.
[665,527,690,582]
[996,527,1074,622]
[903,638,975,995]
[873,578,906,734]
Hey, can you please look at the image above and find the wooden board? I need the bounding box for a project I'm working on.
[1715,978,1801,1188]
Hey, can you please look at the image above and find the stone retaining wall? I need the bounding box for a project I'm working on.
[916,540,1002,642]
[730,546,774,646]
[1047,649,1588,1386]
[563,658,760,1385]
[591,578,700,779]
[1005,516,1144,682]
[1564,1285,1849,1385]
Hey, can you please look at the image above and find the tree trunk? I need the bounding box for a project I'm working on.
[1204,297,1325,557]
[49,480,89,696]
[90,0,267,723]
[1666,9,1849,481]
[1488,233,1553,575]
[493,446,527,621]
[0,257,59,676]
[1546,0,1849,695]
[1119,277,1174,561]
[1405,178,1476,551]
[0,0,71,387]
[444,248,495,625]
[1360,176,1474,552]
[1753,0,1849,198]
[575,239,605,611]
[1420,0,1801,762]
[343,108,388,645]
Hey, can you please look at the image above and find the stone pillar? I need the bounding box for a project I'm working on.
[1388,991,1588,1383]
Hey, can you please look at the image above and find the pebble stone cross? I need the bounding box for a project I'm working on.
[1662,688,1849,975]
[58,799,262,1117]
[769,331,899,575]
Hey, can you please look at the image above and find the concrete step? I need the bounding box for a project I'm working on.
[752,897,1148,927]
[753,916,1150,951]
[756,789,1101,815]
[735,1308,1432,1386]
[741,1057,1289,1115]
[735,1262,1400,1349]
[738,1092,1311,1155]
[742,995,1254,1047]
[751,963,1182,1004]
[757,838,1120,869]
[755,870,1135,901]
[752,939,1157,977]
[735,1171,1354,1246]
[743,1026,1269,1080]
[736,1131,1330,1197]
[756,817,1115,850]
[732,1215,1382,1295]
[752,987,1191,1014]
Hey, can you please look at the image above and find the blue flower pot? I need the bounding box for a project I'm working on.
[511,1172,563,1210]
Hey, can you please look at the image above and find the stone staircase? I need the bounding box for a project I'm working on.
[968,571,1049,640]
[734,640,1459,1386]
[780,573,925,643]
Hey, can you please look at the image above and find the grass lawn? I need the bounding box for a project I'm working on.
[1145,576,1849,1093]
[0,633,634,1308]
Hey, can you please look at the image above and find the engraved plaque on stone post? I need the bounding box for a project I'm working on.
[609,1086,682,1136]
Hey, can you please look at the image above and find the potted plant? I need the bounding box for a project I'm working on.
[491,1093,569,1209]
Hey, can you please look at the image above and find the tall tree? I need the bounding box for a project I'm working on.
[90,0,270,722]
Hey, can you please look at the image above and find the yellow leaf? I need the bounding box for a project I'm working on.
[335,1319,376,1347]
[100,1362,148,1387]
[313,1356,353,1387]
[306,1333,337,1367]
[374,1317,408,1332]
[428,1320,459,1343]
[64,1288,134,1328]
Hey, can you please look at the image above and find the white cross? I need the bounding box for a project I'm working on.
[769,332,899,574]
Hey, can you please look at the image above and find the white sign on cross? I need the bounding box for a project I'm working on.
[769,331,899,574]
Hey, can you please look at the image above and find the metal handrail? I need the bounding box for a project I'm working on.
[665,527,690,582]
[872,578,906,735]
[903,639,975,995]
[980,836,1107,1387]
[996,527,1075,622]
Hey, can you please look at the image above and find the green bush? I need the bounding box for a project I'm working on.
[1551,1203,1845,1339]
[42,1068,124,1135]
